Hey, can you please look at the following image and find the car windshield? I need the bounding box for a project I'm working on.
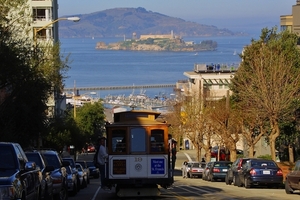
[26,154,43,169]
[63,159,75,168]
[43,154,61,169]
[192,163,200,168]
[0,146,17,169]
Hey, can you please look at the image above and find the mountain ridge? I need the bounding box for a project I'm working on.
[59,7,247,38]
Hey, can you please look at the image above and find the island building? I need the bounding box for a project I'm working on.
[280,0,300,35]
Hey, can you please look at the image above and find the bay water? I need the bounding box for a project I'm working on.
[60,35,257,99]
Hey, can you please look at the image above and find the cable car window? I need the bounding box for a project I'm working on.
[112,129,127,153]
[150,129,164,153]
[131,128,146,152]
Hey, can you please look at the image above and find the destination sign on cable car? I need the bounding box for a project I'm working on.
[151,159,165,174]
[113,160,126,174]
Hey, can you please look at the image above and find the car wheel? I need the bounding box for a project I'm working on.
[244,178,251,189]
[207,173,211,181]
[187,173,191,178]
[233,175,236,186]
[285,181,294,194]
[225,174,229,185]
[235,175,242,187]
[44,187,53,200]
[54,185,68,200]
[210,174,215,182]
[82,179,87,188]
[70,183,77,196]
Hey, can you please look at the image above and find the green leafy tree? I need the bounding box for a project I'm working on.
[231,27,300,161]
[0,0,70,147]
[75,101,106,142]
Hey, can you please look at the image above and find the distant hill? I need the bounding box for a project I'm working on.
[59,7,245,38]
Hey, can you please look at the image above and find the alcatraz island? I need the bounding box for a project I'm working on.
[95,31,217,52]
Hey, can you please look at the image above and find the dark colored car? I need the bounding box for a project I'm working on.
[39,149,69,200]
[76,160,90,184]
[65,165,78,196]
[225,158,262,186]
[62,157,81,191]
[86,161,100,178]
[76,163,88,188]
[25,151,55,200]
[208,161,232,182]
[0,142,41,200]
[285,159,300,194]
[236,159,283,188]
[188,161,206,178]
[202,162,213,181]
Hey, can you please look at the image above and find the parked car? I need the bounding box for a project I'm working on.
[225,158,262,186]
[65,165,78,196]
[202,162,213,181]
[25,151,55,200]
[62,157,81,191]
[236,159,283,188]
[39,149,69,200]
[76,163,88,188]
[187,161,206,178]
[76,160,90,184]
[0,142,41,200]
[87,144,96,152]
[285,159,300,194]
[208,161,232,182]
[86,161,100,178]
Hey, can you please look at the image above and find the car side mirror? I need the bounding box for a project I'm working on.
[25,161,36,171]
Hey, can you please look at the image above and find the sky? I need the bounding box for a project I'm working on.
[58,0,297,35]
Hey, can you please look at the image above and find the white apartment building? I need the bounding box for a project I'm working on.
[30,0,59,43]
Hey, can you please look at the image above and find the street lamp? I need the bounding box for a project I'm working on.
[34,17,80,44]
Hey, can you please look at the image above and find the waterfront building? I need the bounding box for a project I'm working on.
[280,0,300,35]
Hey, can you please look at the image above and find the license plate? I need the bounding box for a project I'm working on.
[263,170,270,174]
[223,169,228,172]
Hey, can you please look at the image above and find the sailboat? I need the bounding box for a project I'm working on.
[233,50,237,55]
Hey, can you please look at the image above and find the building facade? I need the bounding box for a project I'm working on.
[280,0,300,35]
[30,0,59,43]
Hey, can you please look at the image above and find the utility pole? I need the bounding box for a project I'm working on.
[73,80,76,118]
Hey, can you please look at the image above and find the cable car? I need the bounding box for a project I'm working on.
[104,110,173,197]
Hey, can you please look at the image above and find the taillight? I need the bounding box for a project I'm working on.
[213,168,220,173]
[249,168,256,175]
[276,169,283,176]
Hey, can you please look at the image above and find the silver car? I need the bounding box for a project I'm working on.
[188,161,206,178]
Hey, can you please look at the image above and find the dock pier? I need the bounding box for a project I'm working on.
[63,84,176,92]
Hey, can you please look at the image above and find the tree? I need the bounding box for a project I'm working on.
[231,27,300,161]
[75,101,106,142]
[0,0,70,147]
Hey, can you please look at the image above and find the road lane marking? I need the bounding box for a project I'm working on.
[91,185,101,200]
[184,152,192,162]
